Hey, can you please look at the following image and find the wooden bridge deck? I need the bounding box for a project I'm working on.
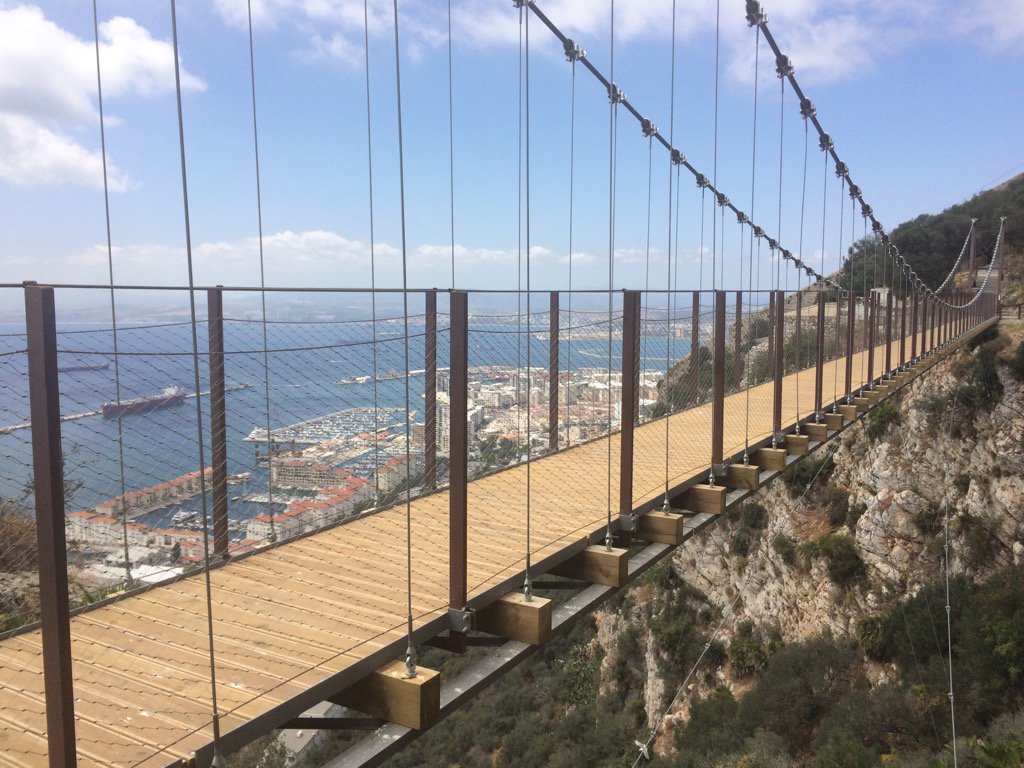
[0,327,958,767]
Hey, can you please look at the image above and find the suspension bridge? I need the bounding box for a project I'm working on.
[0,0,1014,766]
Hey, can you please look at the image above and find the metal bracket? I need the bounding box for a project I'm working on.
[563,38,585,62]
[448,607,475,634]
[818,133,834,152]
[716,192,729,208]
[775,54,793,78]
[608,83,625,104]
[800,98,815,119]
[671,148,686,165]
[641,118,658,138]
[618,513,639,533]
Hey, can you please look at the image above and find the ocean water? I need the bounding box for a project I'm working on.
[0,315,691,527]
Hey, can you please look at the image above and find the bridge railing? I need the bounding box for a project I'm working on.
[0,281,1001,766]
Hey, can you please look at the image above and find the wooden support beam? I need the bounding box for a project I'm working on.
[726,464,760,491]
[823,412,844,431]
[864,390,884,404]
[851,397,871,412]
[332,661,440,731]
[803,422,828,441]
[784,434,810,455]
[754,447,787,471]
[636,510,686,545]
[838,404,858,423]
[681,484,727,515]
[550,545,629,587]
[475,592,552,646]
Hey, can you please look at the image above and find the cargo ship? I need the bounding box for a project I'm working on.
[58,362,110,373]
[101,387,186,418]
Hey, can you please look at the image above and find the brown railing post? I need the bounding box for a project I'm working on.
[867,292,876,385]
[772,289,784,442]
[767,292,776,363]
[619,290,640,516]
[911,289,918,360]
[734,290,743,362]
[448,291,468,621]
[207,287,229,558]
[689,291,700,385]
[845,291,855,401]
[884,288,893,376]
[899,288,907,367]
[929,297,936,352]
[814,290,825,419]
[424,290,437,490]
[795,291,803,373]
[710,290,726,481]
[25,284,77,768]
[548,291,559,452]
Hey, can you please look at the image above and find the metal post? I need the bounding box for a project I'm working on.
[929,297,936,352]
[795,292,803,374]
[689,291,700,386]
[767,292,776,364]
[424,290,437,490]
[911,290,918,360]
[867,292,876,385]
[899,287,907,367]
[845,291,855,400]
[207,287,229,558]
[734,290,743,362]
[548,291,559,452]
[710,291,726,480]
[25,284,77,768]
[448,292,468,618]
[619,291,640,516]
[884,288,893,376]
[969,225,977,288]
[772,289,784,442]
[814,291,825,418]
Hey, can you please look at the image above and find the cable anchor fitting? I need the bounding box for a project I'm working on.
[818,133,834,152]
[861,203,873,218]
[753,225,765,239]
[608,83,625,104]
[671,148,686,165]
[835,161,848,179]
[799,98,815,119]
[849,183,860,200]
[641,118,659,138]
[695,172,709,188]
[776,54,793,78]
[716,192,729,208]
[745,0,767,26]
[563,38,585,62]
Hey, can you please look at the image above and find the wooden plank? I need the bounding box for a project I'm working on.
[838,404,858,423]
[784,434,810,455]
[754,447,787,471]
[823,412,844,431]
[681,484,726,515]
[803,422,828,441]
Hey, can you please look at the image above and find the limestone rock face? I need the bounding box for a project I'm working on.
[592,331,1024,748]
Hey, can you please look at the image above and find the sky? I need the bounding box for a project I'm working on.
[1,0,1022,315]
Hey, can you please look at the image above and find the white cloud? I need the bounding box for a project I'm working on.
[0,5,205,189]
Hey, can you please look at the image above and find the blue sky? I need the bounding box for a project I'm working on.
[1,0,1022,311]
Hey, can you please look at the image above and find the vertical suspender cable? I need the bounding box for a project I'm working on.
[661,0,677,511]
[168,0,223,758]
[246,0,276,544]
[712,0,721,290]
[742,23,760,463]
[566,54,577,447]
[816,145,827,422]
[447,0,456,288]
[832,173,845,411]
[390,0,417,678]
[523,3,533,599]
[91,0,133,588]
[795,114,809,432]
[516,7,524,462]
[362,0,381,506]
[605,0,618,548]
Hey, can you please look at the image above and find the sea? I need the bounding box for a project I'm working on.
[0,313,691,535]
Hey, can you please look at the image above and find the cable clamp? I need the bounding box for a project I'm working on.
[804,266,816,277]
[716,192,729,208]
[767,236,779,250]
[835,161,848,179]
[776,54,793,78]
[849,183,860,200]
[753,225,765,239]
[818,133,834,152]
[563,38,585,62]
[695,172,709,188]
[512,0,532,7]
[671,148,686,165]
[745,0,767,26]
[872,220,882,233]
[608,83,625,104]
[736,211,749,225]
[641,118,659,138]
[799,98,816,119]
[448,607,476,633]
[782,249,793,261]
[861,203,873,218]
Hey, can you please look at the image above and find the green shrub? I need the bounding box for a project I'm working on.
[731,526,754,556]
[772,532,796,566]
[782,454,835,496]
[729,620,770,678]
[959,512,1002,571]
[914,503,945,537]
[857,615,885,661]
[865,397,900,441]
[807,534,866,588]
[846,500,867,531]
[742,501,768,529]
[825,485,849,528]
[1009,341,1024,382]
